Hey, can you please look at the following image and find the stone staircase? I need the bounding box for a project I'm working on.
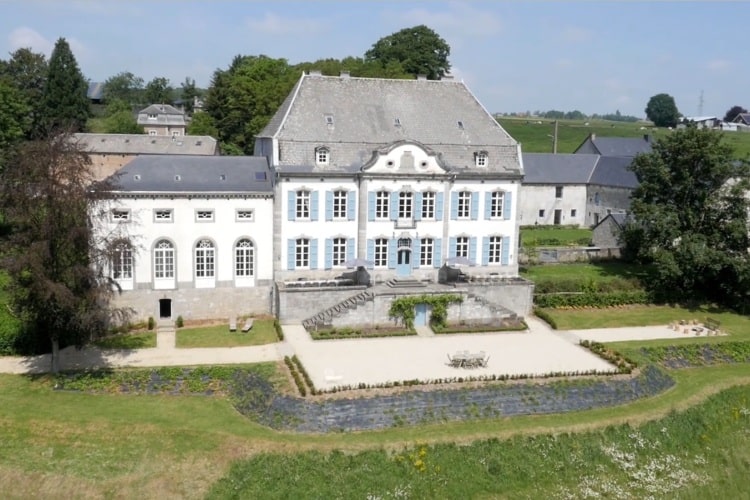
[386,278,427,288]
[467,292,518,320]
[302,290,375,330]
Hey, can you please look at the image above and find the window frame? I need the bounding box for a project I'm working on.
[488,236,503,264]
[375,191,390,220]
[420,238,433,266]
[421,191,435,219]
[315,147,329,166]
[475,151,488,167]
[374,238,388,267]
[235,209,254,222]
[195,209,215,222]
[332,237,347,267]
[154,209,173,223]
[295,238,310,269]
[111,209,130,222]
[154,240,175,279]
[194,239,215,279]
[555,186,563,199]
[332,190,347,220]
[234,239,254,279]
[490,191,504,219]
[111,243,133,280]
[398,191,413,219]
[457,191,472,219]
[456,236,469,258]
[296,190,311,219]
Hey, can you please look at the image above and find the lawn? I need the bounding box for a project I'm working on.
[175,318,277,348]
[520,226,592,247]
[520,260,651,283]
[93,331,156,349]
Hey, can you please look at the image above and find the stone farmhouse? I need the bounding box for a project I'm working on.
[137,104,187,137]
[100,72,533,327]
[74,133,219,181]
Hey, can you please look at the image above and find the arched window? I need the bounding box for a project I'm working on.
[235,239,254,278]
[154,240,174,279]
[112,242,133,280]
[195,239,215,279]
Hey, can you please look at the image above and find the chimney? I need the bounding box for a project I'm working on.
[590,133,596,141]
[340,71,350,78]
[308,69,322,76]
[441,73,454,81]
[416,74,427,81]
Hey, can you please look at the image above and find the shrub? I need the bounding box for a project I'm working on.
[535,290,649,308]
[147,316,155,331]
[175,315,184,328]
[534,307,558,329]
[273,319,284,341]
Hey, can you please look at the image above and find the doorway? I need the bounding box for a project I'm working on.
[159,298,172,319]
[554,209,562,225]
[397,249,411,277]
[414,303,428,326]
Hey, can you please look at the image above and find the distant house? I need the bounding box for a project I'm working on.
[574,133,653,157]
[73,133,219,180]
[732,113,750,126]
[679,116,721,129]
[520,153,637,227]
[591,213,631,249]
[137,104,186,137]
[87,82,105,104]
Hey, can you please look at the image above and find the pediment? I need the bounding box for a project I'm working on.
[361,141,449,175]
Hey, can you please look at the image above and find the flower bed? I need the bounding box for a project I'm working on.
[310,326,416,340]
[433,319,527,334]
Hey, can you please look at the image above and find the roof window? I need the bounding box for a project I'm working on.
[394,118,401,127]
[457,120,464,129]
[324,114,334,125]
[174,175,181,182]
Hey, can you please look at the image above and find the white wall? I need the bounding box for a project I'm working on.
[518,184,587,227]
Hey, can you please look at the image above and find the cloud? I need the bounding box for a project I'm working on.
[399,2,503,38]
[246,12,324,36]
[561,26,592,43]
[706,59,730,71]
[8,26,54,54]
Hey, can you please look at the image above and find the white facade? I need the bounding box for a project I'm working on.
[518,184,588,226]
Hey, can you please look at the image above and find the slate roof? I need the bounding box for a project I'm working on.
[733,113,750,125]
[137,104,186,126]
[575,134,653,157]
[593,212,632,230]
[87,82,104,100]
[105,155,272,193]
[589,156,639,188]
[521,153,599,184]
[257,73,521,174]
[74,133,219,155]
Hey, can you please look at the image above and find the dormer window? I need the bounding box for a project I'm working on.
[147,113,157,120]
[394,118,401,127]
[315,147,330,166]
[475,151,488,167]
[457,120,464,129]
[324,114,334,125]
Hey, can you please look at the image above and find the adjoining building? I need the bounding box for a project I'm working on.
[137,104,187,137]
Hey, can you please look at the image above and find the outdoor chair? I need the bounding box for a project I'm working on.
[229,317,237,332]
[242,318,254,332]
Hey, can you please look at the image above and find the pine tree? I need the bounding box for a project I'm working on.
[41,38,90,133]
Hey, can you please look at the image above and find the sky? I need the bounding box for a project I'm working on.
[1,0,747,118]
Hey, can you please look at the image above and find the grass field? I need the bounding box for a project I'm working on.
[93,331,156,349]
[520,226,592,247]
[175,318,277,348]
[497,117,750,158]
[520,260,651,283]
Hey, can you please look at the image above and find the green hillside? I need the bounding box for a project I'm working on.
[498,117,750,158]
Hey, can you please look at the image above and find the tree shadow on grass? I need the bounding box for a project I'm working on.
[18,344,118,376]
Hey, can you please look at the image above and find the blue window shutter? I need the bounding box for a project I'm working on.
[324,238,333,269]
[412,238,421,269]
[449,237,457,258]
[482,237,490,265]
[470,236,478,263]
[502,236,510,265]
[414,192,423,221]
[390,191,399,221]
[347,238,355,261]
[347,191,356,221]
[433,238,442,267]
[367,239,375,264]
[325,191,333,221]
[310,191,319,221]
[503,191,512,221]
[287,191,296,221]
[367,191,375,221]
[484,193,493,219]
[310,239,318,269]
[450,192,458,220]
[287,239,295,270]
[387,239,397,269]
[436,192,444,220]
[470,192,479,220]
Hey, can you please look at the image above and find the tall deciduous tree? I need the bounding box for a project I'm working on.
[723,105,747,123]
[644,93,680,128]
[0,81,31,161]
[40,38,90,133]
[365,25,451,80]
[186,111,218,137]
[0,133,129,371]
[144,76,172,104]
[103,71,144,107]
[623,127,750,310]
[103,98,141,134]
[180,76,199,114]
[0,48,48,138]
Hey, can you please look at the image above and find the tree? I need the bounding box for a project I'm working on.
[180,77,199,114]
[103,71,144,107]
[144,76,172,104]
[723,105,747,123]
[102,99,141,134]
[623,127,750,310]
[204,55,297,154]
[365,25,451,80]
[0,48,48,138]
[40,38,90,133]
[0,81,31,161]
[644,93,680,127]
[0,132,130,371]
[186,111,218,137]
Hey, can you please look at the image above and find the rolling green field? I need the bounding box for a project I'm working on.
[498,117,750,158]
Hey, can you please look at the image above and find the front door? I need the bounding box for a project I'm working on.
[554,209,562,225]
[397,249,411,277]
[159,298,172,319]
[414,303,428,326]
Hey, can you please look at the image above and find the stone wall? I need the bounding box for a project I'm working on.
[462,280,534,317]
[112,283,273,322]
[519,247,621,264]
[276,285,370,323]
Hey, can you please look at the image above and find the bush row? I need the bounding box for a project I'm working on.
[291,355,317,395]
[535,290,649,308]
[533,307,558,329]
[310,327,415,340]
[533,277,644,294]
[284,356,307,396]
[580,339,638,373]
[524,237,592,247]
[433,321,528,334]
[274,319,284,341]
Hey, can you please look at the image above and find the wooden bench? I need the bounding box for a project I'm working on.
[705,317,721,332]
[242,318,254,332]
[229,317,237,332]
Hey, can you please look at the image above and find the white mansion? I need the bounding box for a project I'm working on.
[101,72,532,324]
